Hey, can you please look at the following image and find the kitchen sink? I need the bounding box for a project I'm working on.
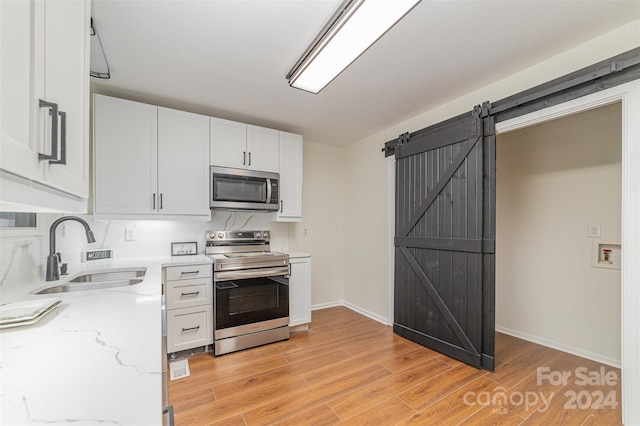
[35,267,147,294]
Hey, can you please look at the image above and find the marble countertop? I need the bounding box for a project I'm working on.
[283,251,311,259]
[0,255,212,425]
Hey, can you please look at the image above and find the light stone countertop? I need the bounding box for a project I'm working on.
[283,251,311,259]
[0,255,212,425]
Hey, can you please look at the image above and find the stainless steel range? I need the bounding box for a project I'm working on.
[205,230,290,355]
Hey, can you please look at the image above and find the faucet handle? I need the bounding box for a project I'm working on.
[56,252,62,262]
[60,263,68,275]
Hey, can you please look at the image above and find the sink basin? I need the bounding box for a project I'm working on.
[69,268,147,283]
[36,267,147,294]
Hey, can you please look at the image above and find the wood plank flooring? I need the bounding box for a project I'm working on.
[168,306,622,425]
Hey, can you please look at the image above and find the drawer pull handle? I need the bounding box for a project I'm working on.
[180,291,200,297]
[180,270,199,276]
[182,326,200,332]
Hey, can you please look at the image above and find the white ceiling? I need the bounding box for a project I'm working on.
[91,0,640,147]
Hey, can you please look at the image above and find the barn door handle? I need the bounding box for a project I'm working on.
[38,99,59,162]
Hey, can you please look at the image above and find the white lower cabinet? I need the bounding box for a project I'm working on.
[289,256,311,328]
[164,263,213,353]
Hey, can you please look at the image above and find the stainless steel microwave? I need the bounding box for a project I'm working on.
[210,166,279,211]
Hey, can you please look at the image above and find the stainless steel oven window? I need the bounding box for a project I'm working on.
[215,275,289,331]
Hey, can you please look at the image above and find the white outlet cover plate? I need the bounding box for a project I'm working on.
[588,224,601,238]
[125,228,136,241]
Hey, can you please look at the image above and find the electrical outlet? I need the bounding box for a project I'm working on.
[125,227,136,241]
[588,224,601,238]
[304,228,309,237]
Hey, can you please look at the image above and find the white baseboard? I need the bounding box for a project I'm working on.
[496,326,621,369]
[311,300,344,311]
[312,300,391,326]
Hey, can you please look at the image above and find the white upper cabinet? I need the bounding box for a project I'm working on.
[93,95,210,219]
[210,117,247,169]
[41,0,89,198]
[210,119,279,173]
[271,132,303,222]
[157,107,210,216]
[246,125,279,173]
[94,95,158,215]
[0,0,42,184]
[0,0,90,212]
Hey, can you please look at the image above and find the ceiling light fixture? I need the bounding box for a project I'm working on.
[286,0,421,94]
[90,18,110,79]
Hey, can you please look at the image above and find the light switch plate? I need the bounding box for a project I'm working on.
[171,241,197,256]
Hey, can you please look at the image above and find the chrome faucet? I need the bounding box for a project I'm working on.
[46,216,96,281]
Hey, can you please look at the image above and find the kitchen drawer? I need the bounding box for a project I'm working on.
[166,279,212,310]
[166,305,213,353]
[165,263,212,281]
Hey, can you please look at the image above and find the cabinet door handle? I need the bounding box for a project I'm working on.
[153,193,156,210]
[160,193,163,209]
[181,326,200,332]
[48,111,66,165]
[180,291,200,297]
[248,152,251,166]
[180,270,200,276]
[280,200,283,213]
[243,151,246,165]
[38,99,59,162]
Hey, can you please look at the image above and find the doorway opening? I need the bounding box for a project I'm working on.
[496,102,622,367]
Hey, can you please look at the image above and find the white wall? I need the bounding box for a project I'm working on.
[341,138,391,321]
[496,102,622,366]
[289,140,344,307]
[340,20,639,323]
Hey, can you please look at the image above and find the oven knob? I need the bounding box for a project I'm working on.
[255,231,261,238]
[263,231,269,239]
[208,233,216,239]
[218,232,224,239]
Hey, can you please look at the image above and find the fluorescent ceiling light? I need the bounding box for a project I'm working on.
[286,0,421,94]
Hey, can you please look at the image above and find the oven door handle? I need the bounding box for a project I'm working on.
[215,265,290,282]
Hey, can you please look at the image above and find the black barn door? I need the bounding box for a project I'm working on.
[394,105,495,370]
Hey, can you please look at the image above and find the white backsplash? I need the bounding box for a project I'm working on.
[0,211,290,287]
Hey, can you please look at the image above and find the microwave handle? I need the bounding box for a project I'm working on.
[266,178,272,203]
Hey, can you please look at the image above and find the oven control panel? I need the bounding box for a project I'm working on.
[206,230,270,242]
